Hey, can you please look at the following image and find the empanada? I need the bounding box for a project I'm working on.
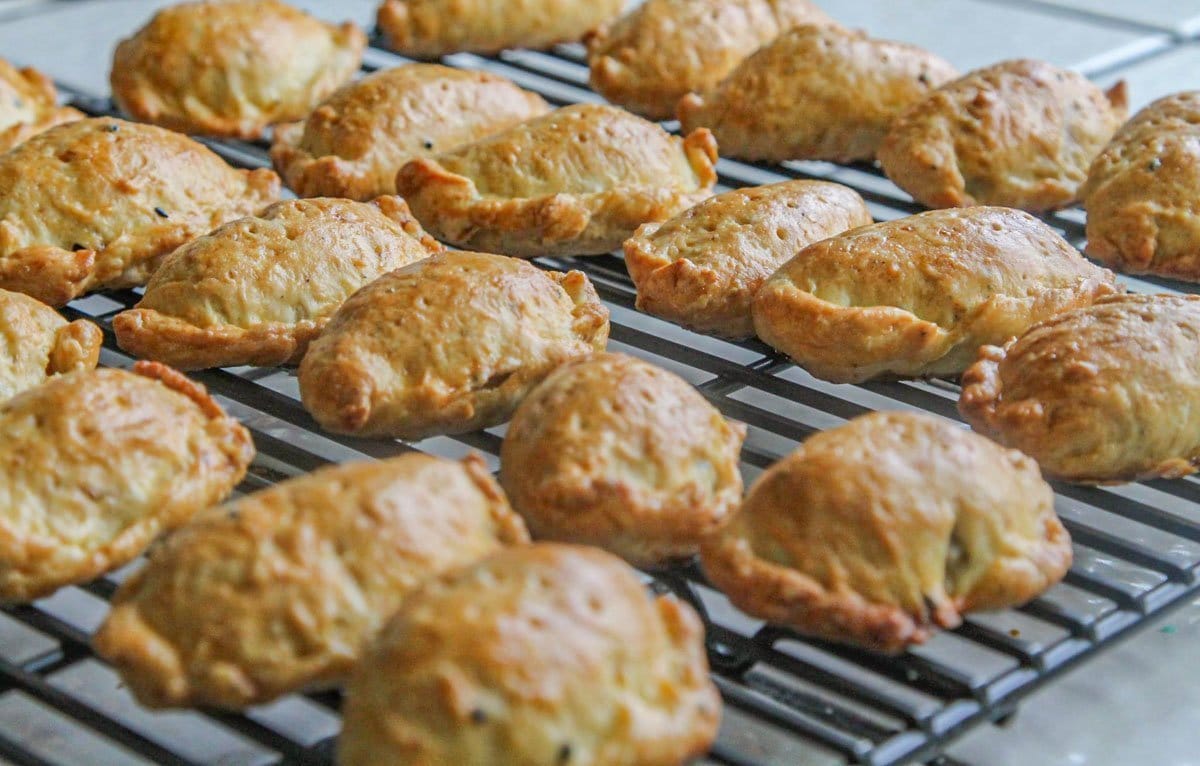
[0,288,101,402]
[961,293,1200,483]
[112,197,442,371]
[299,251,609,439]
[0,58,83,152]
[396,104,718,257]
[677,25,957,163]
[752,207,1117,383]
[625,179,872,339]
[94,453,528,709]
[878,60,1127,212]
[0,362,254,603]
[587,0,834,120]
[111,0,366,139]
[339,543,720,766]
[271,65,550,201]
[0,118,280,307]
[701,411,1071,653]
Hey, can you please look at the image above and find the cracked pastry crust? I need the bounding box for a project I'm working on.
[339,543,721,766]
[751,207,1118,383]
[878,59,1128,212]
[94,453,528,710]
[1081,92,1200,281]
[677,25,957,163]
[270,65,550,201]
[0,288,101,403]
[625,179,872,339]
[587,0,834,121]
[961,293,1200,484]
[112,197,442,371]
[0,118,280,307]
[396,104,718,257]
[500,353,746,567]
[0,362,254,603]
[0,58,83,152]
[299,251,609,439]
[701,411,1071,654]
[111,0,366,139]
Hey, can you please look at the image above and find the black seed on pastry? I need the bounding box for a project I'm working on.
[557,744,572,763]
[154,207,170,218]
[1147,157,1163,171]
[422,139,434,149]
[469,708,487,724]
[71,243,86,251]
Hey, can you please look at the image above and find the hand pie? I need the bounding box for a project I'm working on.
[678,25,957,163]
[961,293,1200,484]
[94,453,528,710]
[0,118,280,307]
[112,197,441,371]
[0,58,83,152]
[625,179,872,339]
[111,0,366,139]
[339,543,720,766]
[701,411,1071,653]
[0,289,101,403]
[501,353,746,567]
[752,207,1117,383]
[878,60,1128,212]
[0,362,254,603]
[1081,92,1200,281]
[377,0,626,57]
[271,65,550,201]
[299,251,609,439]
[396,104,718,257]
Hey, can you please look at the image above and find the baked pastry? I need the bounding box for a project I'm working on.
[701,411,1071,653]
[677,25,957,163]
[339,543,720,766]
[625,179,872,339]
[396,104,718,257]
[587,0,835,121]
[299,251,609,439]
[1081,92,1200,281]
[0,118,279,307]
[377,0,625,57]
[500,353,746,567]
[111,197,442,371]
[961,293,1200,483]
[0,362,253,603]
[111,0,365,139]
[0,58,83,152]
[0,288,101,402]
[94,453,528,709]
[878,60,1128,212]
[271,65,550,201]
[751,207,1117,383]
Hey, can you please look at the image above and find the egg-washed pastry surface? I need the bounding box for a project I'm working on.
[396,104,718,257]
[339,543,720,766]
[111,0,365,139]
[0,362,254,603]
[0,288,101,403]
[701,411,1071,653]
[879,59,1128,212]
[752,207,1117,383]
[625,179,872,339]
[299,251,609,439]
[271,65,550,201]
[0,58,83,152]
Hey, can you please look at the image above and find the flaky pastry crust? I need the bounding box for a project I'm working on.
[0,288,101,402]
[0,58,83,152]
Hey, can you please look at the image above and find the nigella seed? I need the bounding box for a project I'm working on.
[469,708,487,724]
[106,124,119,132]
[1148,158,1163,172]
[918,72,930,85]
[154,207,169,218]
[71,243,86,251]
[422,139,434,150]
[557,744,572,763]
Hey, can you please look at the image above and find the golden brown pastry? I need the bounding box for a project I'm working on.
[271,65,550,201]
[961,293,1200,483]
[0,288,101,403]
[339,543,720,766]
[1081,92,1200,281]
[111,197,441,371]
[299,251,609,439]
[377,0,625,57]
[625,179,872,339]
[94,453,528,710]
[677,25,957,163]
[500,353,745,567]
[0,118,280,307]
[0,58,83,152]
[396,104,718,257]
[0,362,254,603]
[111,0,366,139]
[878,60,1128,212]
[751,207,1118,383]
[701,411,1071,653]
